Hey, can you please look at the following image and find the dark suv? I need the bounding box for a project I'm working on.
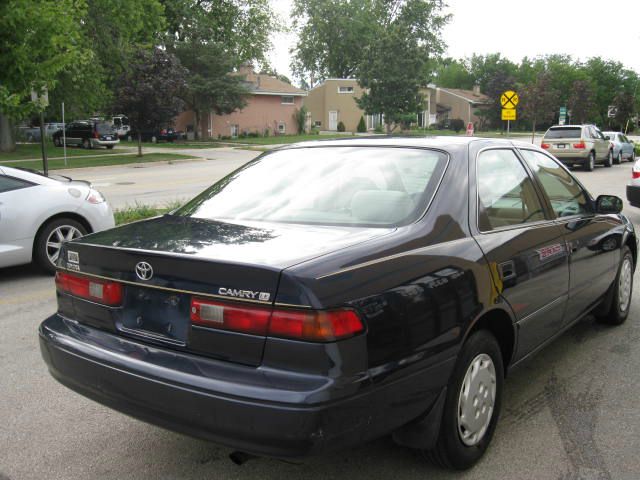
[52,121,119,149]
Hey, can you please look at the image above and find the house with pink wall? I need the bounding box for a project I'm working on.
[175,65,307,139]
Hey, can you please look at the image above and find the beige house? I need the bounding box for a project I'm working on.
[435,87,492,127]
[175,65,307,139]
[305,79,369,132]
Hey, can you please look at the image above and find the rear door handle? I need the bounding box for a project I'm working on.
[498,260,516,281]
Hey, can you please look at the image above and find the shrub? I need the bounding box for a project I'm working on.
[293,106,308,134]
[357,116,367,133]
[337,121,346,132]
[449,118,465,133]
[374,124,384,134]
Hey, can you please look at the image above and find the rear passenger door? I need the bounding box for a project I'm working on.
[471,147,570,361]
[519,148,620,325]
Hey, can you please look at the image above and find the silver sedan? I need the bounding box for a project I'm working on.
[603,131,635,164]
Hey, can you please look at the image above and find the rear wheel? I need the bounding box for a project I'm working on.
[584,152,595,171]
[426,330,504,470]
[34,218,87,274]
[106,145,114,149]
[82,138,92,149]
[615,151,622,165]
[53,136,61,147]
[604,150,613,168]
[597,246,633,325]
[631,151,636,162]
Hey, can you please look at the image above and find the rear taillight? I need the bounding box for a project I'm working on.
[55,271,123,306]
[93,131,99,139]
[633,171,640,179]
[573,142,586,149]
[160,129,167,135]
[541,143,550,149]
[190,298,364,342]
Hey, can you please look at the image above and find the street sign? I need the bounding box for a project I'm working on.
[502,109,516,121]
[608,105,617,118]
[559,106,567,126]
[500,90,519,109]
[466,122,474,136]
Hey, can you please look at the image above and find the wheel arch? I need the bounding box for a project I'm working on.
[32,212,93,257]
[463,307,516,372]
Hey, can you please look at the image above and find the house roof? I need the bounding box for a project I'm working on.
[438,88,492,105]
[241,71,307,96]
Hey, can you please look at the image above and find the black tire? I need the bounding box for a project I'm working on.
[82,138,92,149]
[631,151,636,163]
[615,151,622,165]
[604,150,613,168]
[597,246,634,325]
[426,330,504,470]
[584,152,595,171]
[53,136,61,147]
[34,218,87,274]
[106,145,115,149]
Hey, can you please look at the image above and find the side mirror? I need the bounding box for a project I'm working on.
[596,195,623,214]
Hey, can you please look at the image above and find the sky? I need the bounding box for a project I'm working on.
[268,0,640,83]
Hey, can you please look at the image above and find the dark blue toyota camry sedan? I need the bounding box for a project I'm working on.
[39,137,636,470]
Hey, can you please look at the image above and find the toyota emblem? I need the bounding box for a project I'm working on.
[135,261,154,281]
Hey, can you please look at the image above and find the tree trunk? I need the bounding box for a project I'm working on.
[137,132,142,157]
[194,109,201,140]
[0,112,16,153]
[385,121,392,135]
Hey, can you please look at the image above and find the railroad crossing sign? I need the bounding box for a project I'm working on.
[500,90,519,109]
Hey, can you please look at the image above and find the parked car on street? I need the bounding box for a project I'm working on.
[541,125,613,171]
[127,127,178,143]
[603,131,635,164]
[52,120,119,149]
[0,166,114,273]
[39,137,636,470]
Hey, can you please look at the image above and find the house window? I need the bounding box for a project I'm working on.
[338,86,354,94]
[281,96,294,105]
[314,120,322,127]
[278,122,286,134]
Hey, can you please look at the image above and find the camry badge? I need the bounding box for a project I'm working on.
[135,261,154,281]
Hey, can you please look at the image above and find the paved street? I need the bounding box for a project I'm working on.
[2,153,640,479]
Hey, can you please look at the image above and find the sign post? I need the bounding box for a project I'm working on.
[500,90,518,138]
[31,88,49,176]
[466,122,474,136]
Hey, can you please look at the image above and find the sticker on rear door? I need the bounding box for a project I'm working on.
[536,244,565,261]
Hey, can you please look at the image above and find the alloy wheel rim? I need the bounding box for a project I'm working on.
[457,353,496,447]
[46,225,82,266]
[618,256,633,313]
[590,154,595,169]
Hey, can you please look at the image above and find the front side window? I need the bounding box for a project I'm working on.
[0,175,33,193]
[476,149,545,231]
[175,147,448,227]
[520,149,592,218]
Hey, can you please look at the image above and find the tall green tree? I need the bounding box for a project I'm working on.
[113,49,187,156]
[568,79,597,124]
[519,73,559,141]
[355,0,449,133]
[433,58,475,89]
[0,0,89,152]
[174,42,249,139]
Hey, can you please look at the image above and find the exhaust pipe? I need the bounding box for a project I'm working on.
[229,451,257,465]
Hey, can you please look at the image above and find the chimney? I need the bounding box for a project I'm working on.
[473,84,481,95]
[238,62,253,76]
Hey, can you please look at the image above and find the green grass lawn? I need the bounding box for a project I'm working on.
[0,143,129,161]
[0,153,197,171]
[114,201,183,225]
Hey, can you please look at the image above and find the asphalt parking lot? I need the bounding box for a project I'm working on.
[2,153,640,480]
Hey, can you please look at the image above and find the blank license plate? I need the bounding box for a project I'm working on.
[556,144,566,149]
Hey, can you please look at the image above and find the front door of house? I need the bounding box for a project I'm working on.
[329,111,338,131]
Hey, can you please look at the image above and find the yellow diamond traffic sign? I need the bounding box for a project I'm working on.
[500,90,519,109]
[502,108,516,121]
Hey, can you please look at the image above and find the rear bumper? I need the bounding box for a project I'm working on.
[39,314,452,458]
[551,152,589,164]
[91,139,119,147]
[627,184,640,207]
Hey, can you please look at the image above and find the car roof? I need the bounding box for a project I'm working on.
[275,135,538,151]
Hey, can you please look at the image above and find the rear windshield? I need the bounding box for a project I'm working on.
[95,122,115,134]
[175,147,449,227]
[544,127,581,139]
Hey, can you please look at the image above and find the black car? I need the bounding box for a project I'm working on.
[127,127,178,143]
[39,137,636,470]
[52,120,119,149]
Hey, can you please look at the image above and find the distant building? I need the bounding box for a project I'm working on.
[435,86,492,127]
[305,79,373,132]
[174,64,307,139]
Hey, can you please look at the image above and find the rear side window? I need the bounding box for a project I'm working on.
[520,150,592,218]
[0,175,34,193]
[476,149,545,231]
[544,127,581,139]
[96,122,115,134]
